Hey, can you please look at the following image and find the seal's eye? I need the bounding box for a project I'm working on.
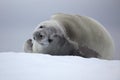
[48,39,53,43]
[39,26,44,28]
[39,34,43,38]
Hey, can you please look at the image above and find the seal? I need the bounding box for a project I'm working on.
[24,13,114,59]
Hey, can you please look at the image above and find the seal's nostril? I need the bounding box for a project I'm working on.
[33,31,45,40]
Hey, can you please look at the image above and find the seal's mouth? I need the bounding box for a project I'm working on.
[33,37,50,48]
[39,42,49,47]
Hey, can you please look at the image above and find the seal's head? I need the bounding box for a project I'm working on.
[33,20,66,48]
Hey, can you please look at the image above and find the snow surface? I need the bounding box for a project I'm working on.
[0,52,120,80]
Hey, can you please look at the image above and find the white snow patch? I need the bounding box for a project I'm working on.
[0,52,120,80]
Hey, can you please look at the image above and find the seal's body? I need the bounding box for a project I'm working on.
[24,13,114,59]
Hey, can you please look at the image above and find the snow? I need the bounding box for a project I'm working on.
[0,52,120,80]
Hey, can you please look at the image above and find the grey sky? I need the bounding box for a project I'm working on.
[0,0,120,59]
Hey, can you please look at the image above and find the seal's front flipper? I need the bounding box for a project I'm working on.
[24,39,33,53]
